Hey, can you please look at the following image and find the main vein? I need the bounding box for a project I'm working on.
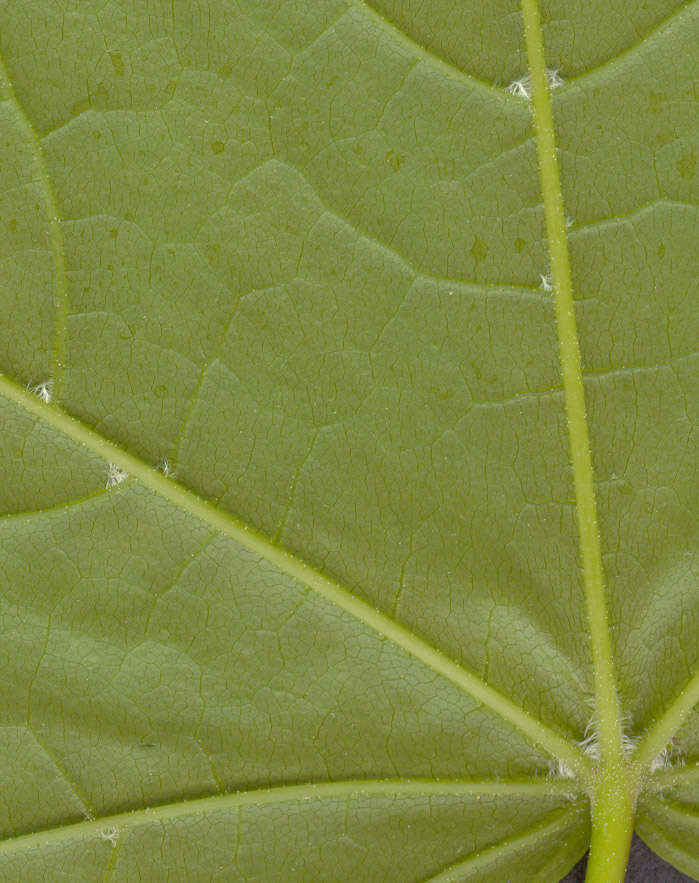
[520,0,623,765]
[0,373,592,781]
[0,52,67,396]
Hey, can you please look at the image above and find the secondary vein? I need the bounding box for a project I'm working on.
[520,0,623,766]
[0,373,592,782]
[0,778,580,857]
[0,52,68,397]
[420,803,584,882]
[352,0,511,100]
[645,761,699,793]
[633,669,699,776]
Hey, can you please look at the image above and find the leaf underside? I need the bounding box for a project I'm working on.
[0,1,697,880]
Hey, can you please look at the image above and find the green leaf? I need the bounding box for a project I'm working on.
[0,1,696,880]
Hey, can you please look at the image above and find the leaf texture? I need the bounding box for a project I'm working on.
[0,0,697,879]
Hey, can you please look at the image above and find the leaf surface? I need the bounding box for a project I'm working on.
[0,0,697,879]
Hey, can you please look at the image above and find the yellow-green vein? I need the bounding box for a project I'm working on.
[520,0,621,763]
[353,0,512,99]
[0,778,582,858]
[420,803,586,882]
[634,813,699,880]
[645,761,699,794]
[521,0,634,879]
[0,372,593,784]
[633,669,699,779]
[0,52,67,396]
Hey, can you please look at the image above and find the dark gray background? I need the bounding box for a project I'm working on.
[561,834,696,881]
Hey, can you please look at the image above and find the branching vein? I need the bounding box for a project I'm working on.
[0,52,68,396]
[0,374,593,781]
[0,778,581,857]
[521,0,623,768]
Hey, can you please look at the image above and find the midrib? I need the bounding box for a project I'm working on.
[520,0,623,766]
[521,0,699,810]
[521,6,642,875]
